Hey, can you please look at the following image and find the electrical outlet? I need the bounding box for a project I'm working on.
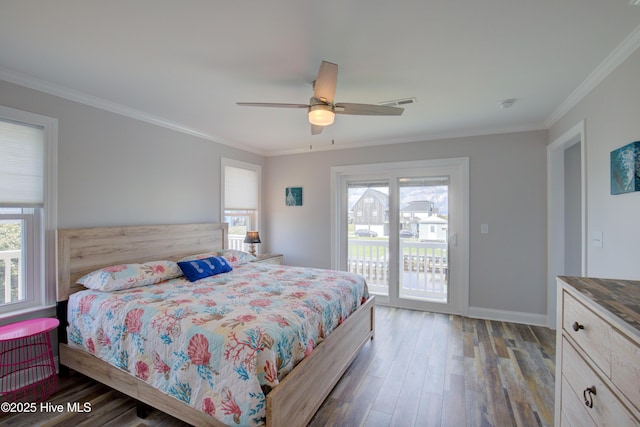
[591,231,603,248]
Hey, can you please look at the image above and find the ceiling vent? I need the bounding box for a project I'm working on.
[378,97,417,107]
[499,98,517,109]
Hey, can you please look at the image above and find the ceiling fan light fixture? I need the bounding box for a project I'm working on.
[237,61,403,134]
[308,104,335,126]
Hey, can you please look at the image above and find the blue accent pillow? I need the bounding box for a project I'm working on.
[177,256,233,282]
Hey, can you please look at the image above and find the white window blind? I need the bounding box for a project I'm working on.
[0,119,44,207]
[224,166,258,210]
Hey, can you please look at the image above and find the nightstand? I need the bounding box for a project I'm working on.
[252,254,283,265]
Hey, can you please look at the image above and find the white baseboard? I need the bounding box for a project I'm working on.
[374,301,551,328]
[466,306,549,327]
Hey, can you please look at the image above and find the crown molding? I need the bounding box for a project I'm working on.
[0,66,265,156]
[3,16,639,158]
[545,23,640,128]
[268,123,546,156]
[4,65,542,157]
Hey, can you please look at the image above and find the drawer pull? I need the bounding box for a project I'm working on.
[572,321,584,332]
[583,386,596,408]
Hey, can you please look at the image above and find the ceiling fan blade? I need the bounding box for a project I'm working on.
[313,61,338,103]
[335,103,404,116]
[237,102,309,108]
[310,124,324,135]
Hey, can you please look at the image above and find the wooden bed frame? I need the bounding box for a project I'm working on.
[55,223,375,427]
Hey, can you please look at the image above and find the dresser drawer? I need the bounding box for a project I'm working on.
[560,375,597,427]
[611,330,640,413]
[562,291,611,374]
[562,338,638,426]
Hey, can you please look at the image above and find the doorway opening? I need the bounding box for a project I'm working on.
[547,120,586,327]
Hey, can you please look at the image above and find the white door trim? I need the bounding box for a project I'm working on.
[547,120,587,328]
[330,157,469,315]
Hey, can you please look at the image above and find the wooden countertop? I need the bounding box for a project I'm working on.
[559,276,640,338]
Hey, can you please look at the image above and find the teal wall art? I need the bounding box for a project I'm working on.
[611,141,640,195]
[285,187,303,206]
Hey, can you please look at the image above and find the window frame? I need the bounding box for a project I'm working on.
[0,106,57,318]
[221,158,261,250]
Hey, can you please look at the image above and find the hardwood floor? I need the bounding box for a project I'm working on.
[0,306,555,427]
[310,307,555,427]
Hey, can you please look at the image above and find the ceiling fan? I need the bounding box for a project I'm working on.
[237,61,405,135]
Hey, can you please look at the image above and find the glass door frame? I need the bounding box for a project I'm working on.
[331,157,469,314]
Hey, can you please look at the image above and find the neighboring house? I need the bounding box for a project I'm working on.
[401,200,437,218]
[401,200,438,236]
[419,216,448,242]
[352,194,448,240]
[352,188,389,235]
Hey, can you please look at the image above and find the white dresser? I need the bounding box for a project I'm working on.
[555,276,640,426]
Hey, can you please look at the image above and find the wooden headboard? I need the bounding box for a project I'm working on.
[56,223,228,301]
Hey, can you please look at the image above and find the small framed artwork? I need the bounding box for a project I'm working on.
[611,141,640,195]
[285,187,303,206]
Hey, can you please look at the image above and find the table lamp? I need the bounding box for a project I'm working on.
[244,231,261,256]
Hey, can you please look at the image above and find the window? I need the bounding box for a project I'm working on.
[0,107,57,317]
[221,158,261,251]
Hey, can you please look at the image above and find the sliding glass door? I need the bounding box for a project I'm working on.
[347,180,390,296]
[332,158,468,314]
[398,176,449,303]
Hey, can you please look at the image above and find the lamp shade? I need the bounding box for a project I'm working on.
[308,104,335,126]
[244,231,261,244]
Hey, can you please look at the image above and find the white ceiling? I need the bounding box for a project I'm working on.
[1,1,640,155]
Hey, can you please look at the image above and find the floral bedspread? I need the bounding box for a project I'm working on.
[67,263,369,426]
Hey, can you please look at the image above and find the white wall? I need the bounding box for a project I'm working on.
[0,80,263,229]
[549,48,640,280]
[265,131,549,319]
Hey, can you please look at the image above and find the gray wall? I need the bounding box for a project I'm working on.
[0,79,263,330]
[0,80,263,229]
[549,48,640,280]
[265,131,549,317]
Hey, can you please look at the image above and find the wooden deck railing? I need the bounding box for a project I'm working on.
[348,239,448,301]
[229,234,245,251]
[0,250,21,304]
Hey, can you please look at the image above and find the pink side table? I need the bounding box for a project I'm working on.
[0,317,59,402]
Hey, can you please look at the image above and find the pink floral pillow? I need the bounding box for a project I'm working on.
[77,260,182,291]
[220,249,256,267]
